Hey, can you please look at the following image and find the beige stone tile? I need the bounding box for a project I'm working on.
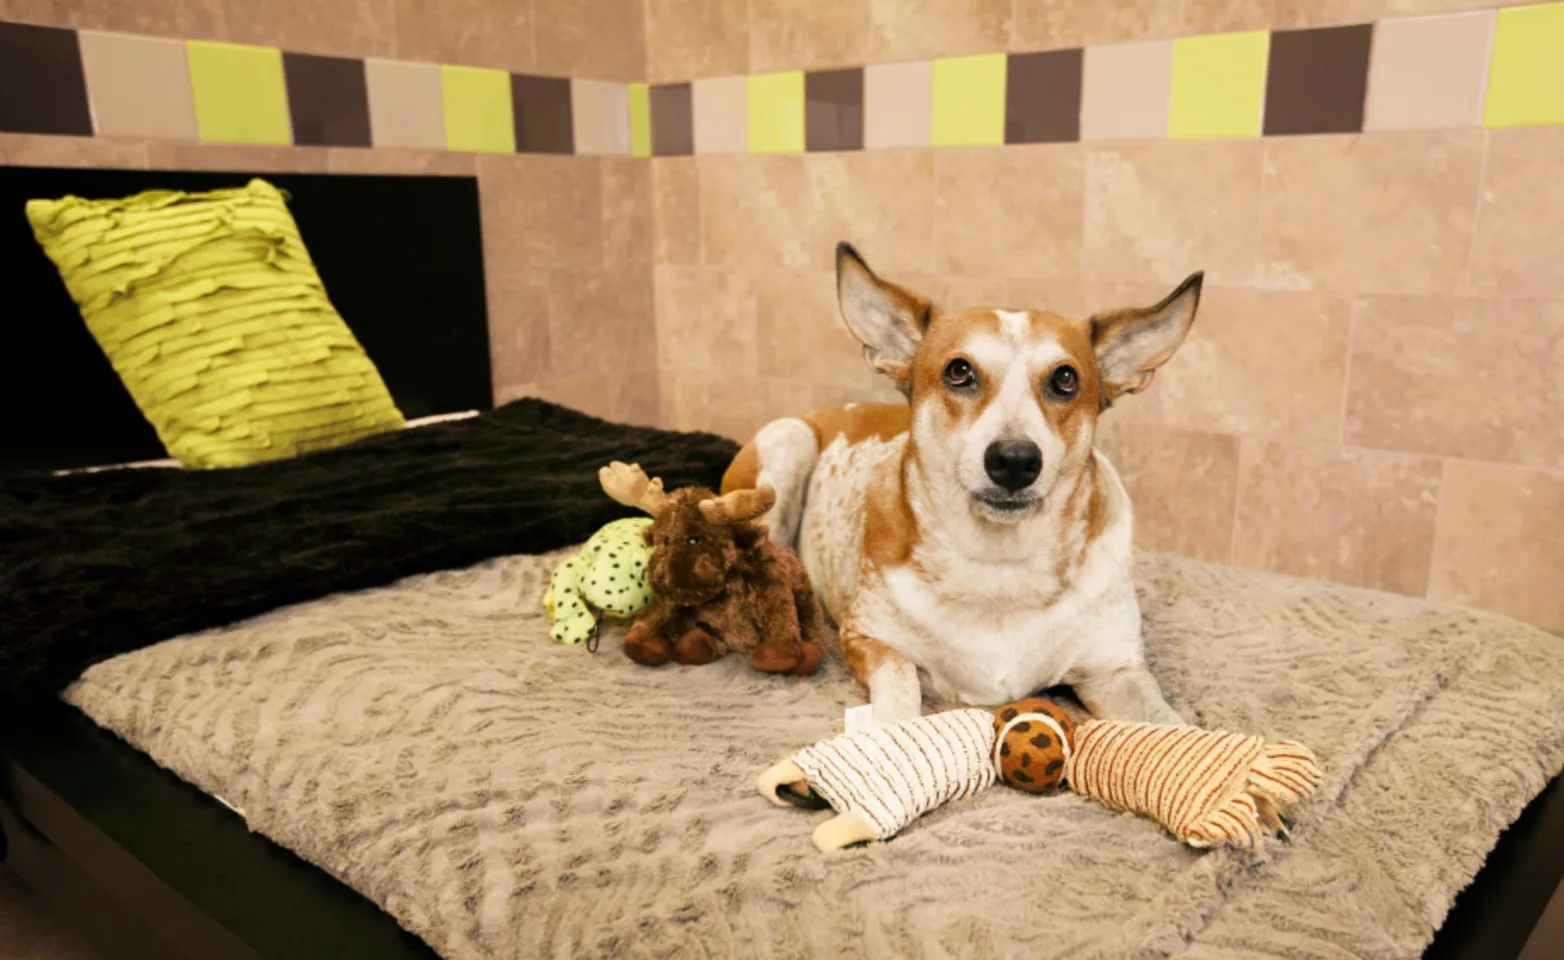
[1258,130,1484,295]
[1094,420,1240,563]
[933,144,1083,279]
[478,154,603,270]
[0,0,222,37]
[1345,297,1564,470]
[1364,12,1495,132]
[809,149,937,276]
[1083,140,1262,287]
[812,373,906,409]
[756,377,820,425]
[864,62,933,150]
[1011,0,1181,50]
[223,0,396,59]
[1268,0,1387,31]
[654,265,759,373]
[78,32,198,142]
[1154,288,1353,442]
[1232,440,1442,596]
[867,0,1010,61]
[533,0,644,82]
[752,269,869,386]
[571,80,630,156]
[487,267,552,390]
[1179,0,1280,35]
[652,157,701,265]
[1080,40,1173,143]
[661,371,772,439]
[325,147,475,174]
[1382,0,1504,14]
[548,266,657,373]
[365,59,445,151]
[0,133,149,168]
[533,369,661,427]
[749,0,870,73]
[1428,461,1564,631]
[645,0,750,83]
[699,154,816,271]
[394,0,534,74]
[144,142,332,171]
[691,76,748,155]
[1467,128,1564,299]
[601,157,653,265]
[896,274,1012,309]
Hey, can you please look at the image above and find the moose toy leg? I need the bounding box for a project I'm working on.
[674,625,722,665]
[623,599,679,666]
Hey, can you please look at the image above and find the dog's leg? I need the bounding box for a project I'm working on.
[753,418,818,550]
[841,628,921,726]
[1073,663,1183,726]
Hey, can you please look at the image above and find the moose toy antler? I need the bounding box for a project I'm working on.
[596,461,825,678]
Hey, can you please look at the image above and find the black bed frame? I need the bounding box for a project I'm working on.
[1,165,1560,960]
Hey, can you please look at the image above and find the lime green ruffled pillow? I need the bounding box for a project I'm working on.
[26,179,405,468]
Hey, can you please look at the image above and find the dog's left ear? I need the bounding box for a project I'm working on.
[1090,272,1203,403]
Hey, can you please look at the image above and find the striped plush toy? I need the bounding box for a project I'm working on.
[758,698,1321,854]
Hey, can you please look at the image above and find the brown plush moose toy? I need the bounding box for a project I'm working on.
[599,461,826,677]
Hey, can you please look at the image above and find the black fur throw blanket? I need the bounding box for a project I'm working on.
[0,399,740,706]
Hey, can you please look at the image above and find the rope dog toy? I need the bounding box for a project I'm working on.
[758,698,1321,854]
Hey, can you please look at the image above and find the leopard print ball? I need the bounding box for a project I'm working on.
[992,698,1076,794]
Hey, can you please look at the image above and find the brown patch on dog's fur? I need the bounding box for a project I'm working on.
[721,405,909,496]
[839,625,899,688]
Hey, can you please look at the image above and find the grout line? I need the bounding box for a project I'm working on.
[1460,127,1493,296]
[1423,456,1454,601]
[1225,435,1248,565]
[1335,295,1359,445]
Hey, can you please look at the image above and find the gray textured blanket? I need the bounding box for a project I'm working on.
[65,551,1564,960]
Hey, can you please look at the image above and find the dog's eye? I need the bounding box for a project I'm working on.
[662,536,671,546]
[1047,365,1079,400]
[943,358,976,390]
[686,535,700,546]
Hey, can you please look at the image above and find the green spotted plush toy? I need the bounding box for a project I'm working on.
[543,517,656,648]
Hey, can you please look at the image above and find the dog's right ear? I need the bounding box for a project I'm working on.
[836,243,932,394]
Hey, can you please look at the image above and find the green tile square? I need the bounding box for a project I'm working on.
[1168,31,1269,139]
[747,71,804,154]
[1485,2,1564,128]
[931,53,1006,147]
[186,40,291,145]
[630,82,651,157]
[441,64,515,153]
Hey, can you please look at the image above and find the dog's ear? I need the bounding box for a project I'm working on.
[836,243,933,394]
[1090,272,1203,403]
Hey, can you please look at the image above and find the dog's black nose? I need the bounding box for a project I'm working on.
[984,441,1042,492]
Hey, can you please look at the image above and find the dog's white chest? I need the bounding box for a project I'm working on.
[865,549,1136,705]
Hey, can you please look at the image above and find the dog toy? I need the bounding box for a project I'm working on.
[542,517,655,648]
[758,698,1321,854]
[601,461,827,677]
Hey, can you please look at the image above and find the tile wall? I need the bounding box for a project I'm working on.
[644,0,1564,631]
[1,0,1561,629]
[0,0,660,428]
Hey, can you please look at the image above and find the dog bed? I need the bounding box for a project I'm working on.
[64,549,1564,959]
[57,550,1551,960]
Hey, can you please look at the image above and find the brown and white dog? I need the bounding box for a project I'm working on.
[722,244,1203,727]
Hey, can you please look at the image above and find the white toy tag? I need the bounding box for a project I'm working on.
[844,704,874,734]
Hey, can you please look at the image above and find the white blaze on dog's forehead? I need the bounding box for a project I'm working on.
[995,309,1030,345]
[962,331,1069,378]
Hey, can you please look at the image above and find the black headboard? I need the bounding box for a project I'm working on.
[1,167,493,473]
